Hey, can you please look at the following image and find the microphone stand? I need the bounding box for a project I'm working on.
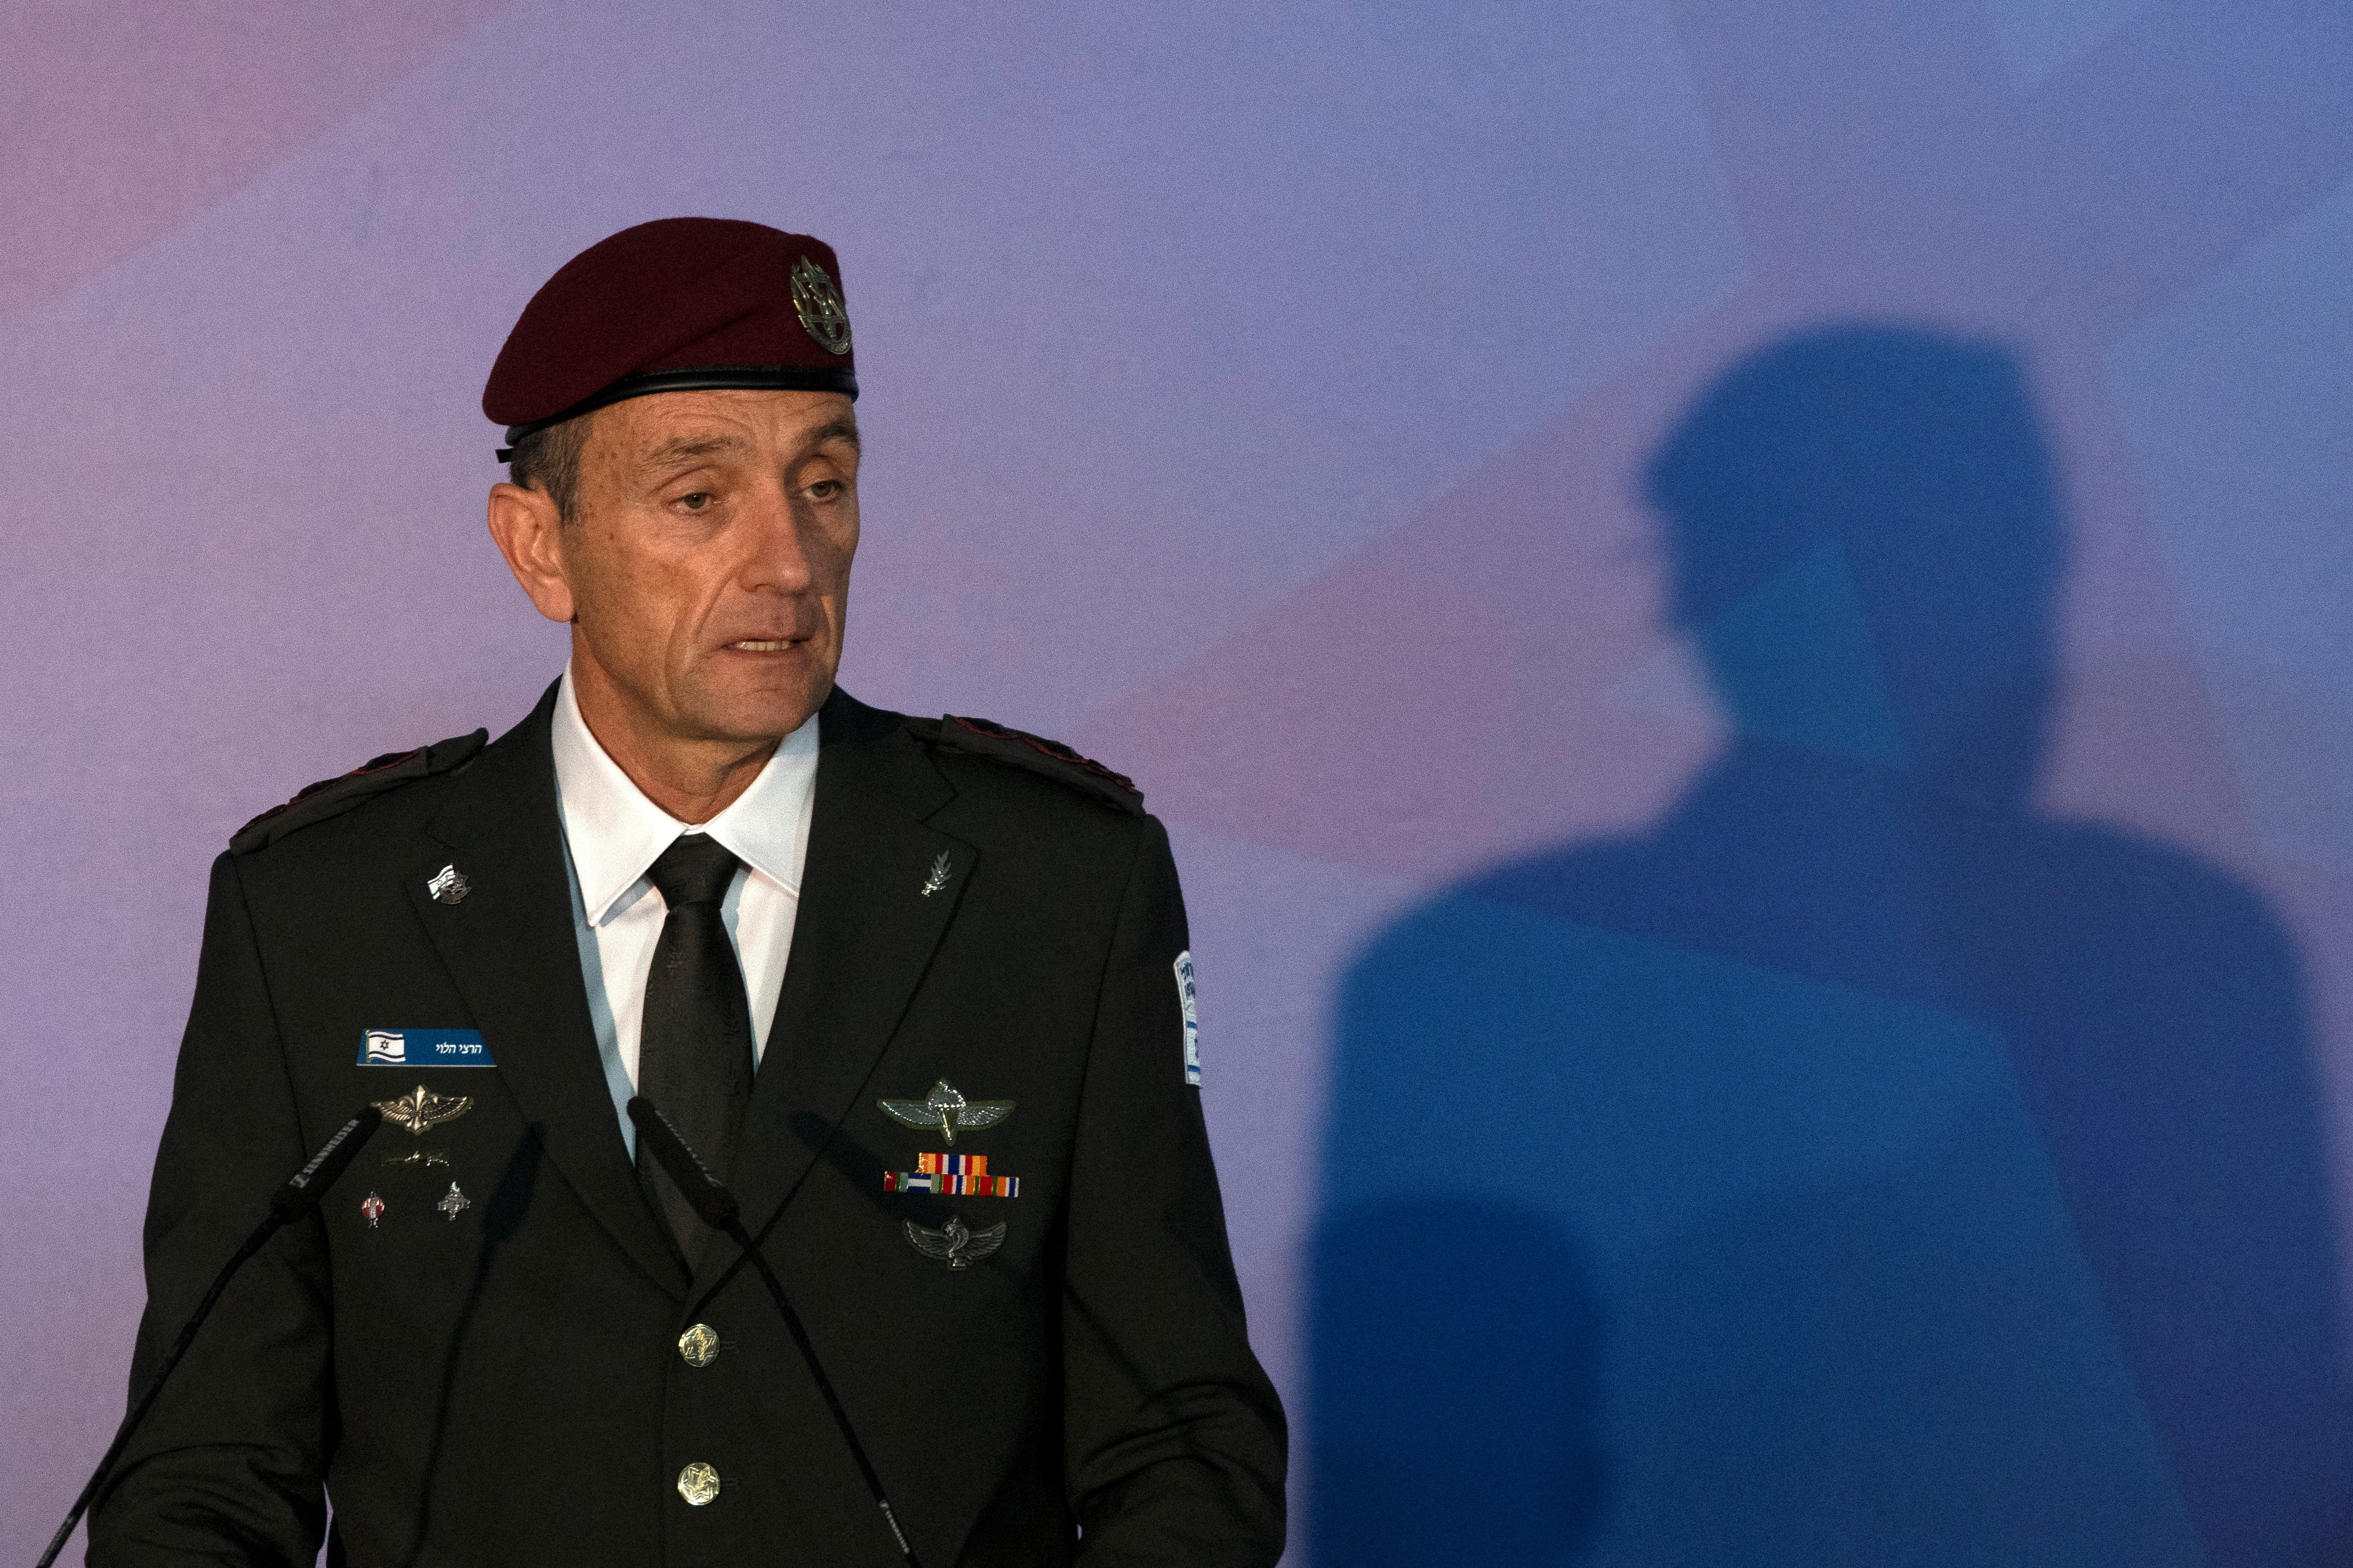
[629,1097,922,1568]
[36,1108,384,1568]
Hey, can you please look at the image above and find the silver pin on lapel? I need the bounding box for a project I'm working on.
[373,1084,473,1137]
[920,851,951,897]
[437,1182,470,1221]
[903,1214,1005,1270]
[427,864,470,905]
[879,1080,1012,1144]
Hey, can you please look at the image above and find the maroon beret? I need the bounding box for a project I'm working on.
[484,217,856,455]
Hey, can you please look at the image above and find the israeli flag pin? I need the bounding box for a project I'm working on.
[1175,951,1200,1086]
[426,865,470,905]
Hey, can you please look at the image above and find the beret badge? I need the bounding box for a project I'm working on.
[789,254,852,356]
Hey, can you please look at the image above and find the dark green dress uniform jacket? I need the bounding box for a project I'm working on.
[88,683,1286,1567]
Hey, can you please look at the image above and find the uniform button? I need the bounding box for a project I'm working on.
[677,1461,722,1506]
[678,1323,720,1367]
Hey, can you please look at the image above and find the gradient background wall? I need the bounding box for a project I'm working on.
[5,2,2350,1562]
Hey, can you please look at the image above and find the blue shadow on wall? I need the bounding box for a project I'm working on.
[1309,327,2352,1566]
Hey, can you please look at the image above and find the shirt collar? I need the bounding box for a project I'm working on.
[550,664,821,926]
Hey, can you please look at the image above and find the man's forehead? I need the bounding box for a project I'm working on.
[602,391,859,468]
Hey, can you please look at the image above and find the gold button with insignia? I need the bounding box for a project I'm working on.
[678,1323,721,1368]
[677,1461,722,1506]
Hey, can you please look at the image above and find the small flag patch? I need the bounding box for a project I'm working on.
[1175,950,1200,1086]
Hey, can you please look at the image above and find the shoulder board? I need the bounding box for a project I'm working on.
[910,715,1144,816]
[230,729,490,854]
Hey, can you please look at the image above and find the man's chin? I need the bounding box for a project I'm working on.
[678,670,833,744]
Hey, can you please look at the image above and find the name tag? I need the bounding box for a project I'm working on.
[359,1028,494,1067]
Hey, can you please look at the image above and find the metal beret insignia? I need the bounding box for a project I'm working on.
[789,254,852,356]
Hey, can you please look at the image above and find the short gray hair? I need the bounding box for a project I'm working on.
[505,416,588,520]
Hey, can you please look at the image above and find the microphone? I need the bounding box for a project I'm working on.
[628,1097,921,1568]
[37,1106,385,1568]
[271,1106,386,1221]
[629,1096,742,1233]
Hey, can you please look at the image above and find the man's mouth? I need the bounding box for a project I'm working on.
[726,638,801,652]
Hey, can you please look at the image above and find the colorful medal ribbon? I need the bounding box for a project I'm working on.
[884,1151,1020,1197]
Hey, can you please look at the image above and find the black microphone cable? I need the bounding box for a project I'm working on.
[37,1105,385,1568]
[628,1095,922,1568]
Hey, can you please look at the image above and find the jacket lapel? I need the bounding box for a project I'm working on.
[722,689,973,1266]
[407,682,685,1296]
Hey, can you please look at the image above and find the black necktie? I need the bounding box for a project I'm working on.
[635,833,755,1260]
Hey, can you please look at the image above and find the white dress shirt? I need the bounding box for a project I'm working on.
[549,666,819,1151]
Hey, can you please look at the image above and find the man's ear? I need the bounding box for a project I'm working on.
[487,481,577,624]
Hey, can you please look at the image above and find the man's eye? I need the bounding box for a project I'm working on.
[677,492,713,511]
[809,479,842,500]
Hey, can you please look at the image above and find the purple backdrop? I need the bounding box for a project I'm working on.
[5,2,2350,1561]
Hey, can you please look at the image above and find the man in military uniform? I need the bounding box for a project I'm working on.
[90,219,1285,1566]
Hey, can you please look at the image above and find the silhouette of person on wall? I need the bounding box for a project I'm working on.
[1311,327,2348,1566]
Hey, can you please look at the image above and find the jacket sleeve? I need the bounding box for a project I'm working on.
[87,851,333,1566]
[1062,815,1288,1566]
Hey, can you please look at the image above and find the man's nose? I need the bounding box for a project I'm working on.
[737,484,814,593]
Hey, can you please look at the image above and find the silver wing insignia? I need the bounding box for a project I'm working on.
[952,1101,1014,1134]
[955,1223,1008,1263]
[881,1080,1013,1143]
[902,1214,1008,1269]
[879,1097,945,1133]
[372,1084,475,1137]
[904,1219,961,1259]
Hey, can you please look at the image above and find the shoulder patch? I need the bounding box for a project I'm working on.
[911,714,1144,815]
[231,729,489,854]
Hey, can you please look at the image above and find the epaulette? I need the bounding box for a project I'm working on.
[910,714,1143,816]
[230,729,490,854]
